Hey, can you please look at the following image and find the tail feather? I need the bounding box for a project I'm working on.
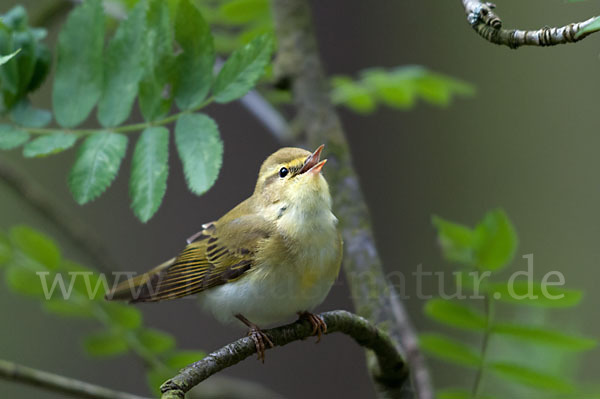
[105,258,175,302]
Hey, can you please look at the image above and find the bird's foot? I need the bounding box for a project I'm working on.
[235,314,273,363]
[298,311,327,343]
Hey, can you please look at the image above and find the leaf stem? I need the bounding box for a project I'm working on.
[471,294,494,399]
[17,97,214,136]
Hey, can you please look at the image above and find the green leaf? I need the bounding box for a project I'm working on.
[489,362,575,393]
[576,16,600,39]
[420,333,481,368]
[0,124,29,150]
[175,113,223,195]
[137,328,175,354]
[68,132,128,205]
[174,0,214,109]
[473,209,517,271]
[84,330,129,357]
[130,127,169,222]
[424,298,486,331]
[11,100,51,128]
[0,48,20,66]
[23,133,77,158]
[331,76,376,113]
[138,0,174,121]
[97,0,148,127]
[102,302,142,330]
[43,299,93,319]
[10,225,60,269]
[213,33,273,103]
[165,350,206,369]
[6,266,54,298]
[52,0,104,128]
[436,389,497,399]
[492,323,596,351]
[0,233,11,265]
[432,215,476,265]
[489,281,582,308]
[220,0,270,24]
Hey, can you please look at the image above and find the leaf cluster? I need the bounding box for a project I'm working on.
[0,225,205,395]
[0,0,273,223]
[423,210,597,399]
[331,66,475,114]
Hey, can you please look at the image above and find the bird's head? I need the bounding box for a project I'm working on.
[254,145,331,211]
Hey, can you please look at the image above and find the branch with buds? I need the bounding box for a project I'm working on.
[160,311,408,399]
[461,0,600,48]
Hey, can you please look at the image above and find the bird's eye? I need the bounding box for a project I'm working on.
[279,167,289,178]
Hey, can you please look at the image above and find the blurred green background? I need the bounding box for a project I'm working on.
[1,0,599,397]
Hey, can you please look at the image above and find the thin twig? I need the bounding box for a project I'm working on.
[271,1,428,398]
[0,359,150,399]
[160,310,408,399]
[461,0,600,48]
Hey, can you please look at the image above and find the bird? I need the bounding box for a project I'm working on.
[105,145,343,361]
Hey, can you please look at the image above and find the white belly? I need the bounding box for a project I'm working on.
[200,208,340,327]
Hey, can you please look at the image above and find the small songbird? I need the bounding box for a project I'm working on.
[106,145,343,361]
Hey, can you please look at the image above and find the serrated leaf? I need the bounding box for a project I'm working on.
[102,302,142,330]
[11,100,51,128]
[175,113,223,195]
[0,124,29,150]
[174,0,214,109]
[0,48,20,66]
[492,323,596,351]
[165,350,206,369]
[10,225,60,269]
[137,328,175,354]
[424,298,486,331]
[97,0,148,127]
[23,133,77,158]
[576,16,600,39]
[130,127,169,222]
[52,0,104,128]
[473,209,517,271]
[213,34,273,103]
[432,215,476,265]
[68,132,128,205]
[84,330,129,357]
[0,233,11,265]
[419,333,481,368]
[490,362,575,393]
[5,265,52,298]
[43,299,93,318]
[138,0,174,121]
[489,281,582,308]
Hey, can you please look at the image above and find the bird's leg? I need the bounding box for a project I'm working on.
[186,230,204,244]
[298,311,327,343]
[235,314,274,363]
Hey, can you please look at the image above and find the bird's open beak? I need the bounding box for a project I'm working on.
[299,144,327,175]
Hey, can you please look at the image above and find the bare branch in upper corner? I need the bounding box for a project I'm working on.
[0,359,150,399]
[160,311,408,399]
[461,0,600,48]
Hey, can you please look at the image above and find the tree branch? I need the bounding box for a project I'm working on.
[461,0,600,48]
[0,359,150,399]
[270,1,429,398]
[160,311,407,399]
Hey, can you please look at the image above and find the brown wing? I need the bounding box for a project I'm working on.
[128,212,272,302]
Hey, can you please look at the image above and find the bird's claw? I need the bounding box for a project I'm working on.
[299,312,327,343]
[248,327,274,363]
